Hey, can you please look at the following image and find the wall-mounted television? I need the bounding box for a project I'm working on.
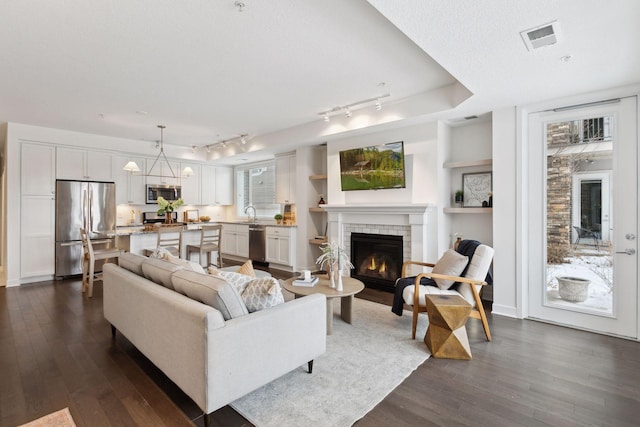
[339,141,406,191]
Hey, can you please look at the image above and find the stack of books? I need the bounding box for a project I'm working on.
[292,275,318,287]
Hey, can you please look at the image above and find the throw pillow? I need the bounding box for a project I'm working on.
[432,249,469,290]
[152,246,206,274]
[237,259,256,277]
[171,270,248,320]
[208,268,255,294]
[241,277,285,312]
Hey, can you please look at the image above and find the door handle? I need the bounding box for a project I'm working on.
[615,249,636,255]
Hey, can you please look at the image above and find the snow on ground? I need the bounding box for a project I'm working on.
[546,255,613,313]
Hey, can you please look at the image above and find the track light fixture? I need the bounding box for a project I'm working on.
[202,133,250,152]
[318,93,390,122]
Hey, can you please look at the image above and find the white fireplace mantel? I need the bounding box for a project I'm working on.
[322,203,437,264]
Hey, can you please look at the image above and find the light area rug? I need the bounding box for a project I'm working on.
[18,407,76,427]
[230,298,430,427]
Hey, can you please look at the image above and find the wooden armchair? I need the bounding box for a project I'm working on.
[400,244,494,341]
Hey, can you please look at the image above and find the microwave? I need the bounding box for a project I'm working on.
[146,185,182,204]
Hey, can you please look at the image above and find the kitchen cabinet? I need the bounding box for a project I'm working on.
[221,223,249,258]
[275,152,296,204]
[22,143,55,196]
[112,155,146,205]
[180,162,202,205]
[201,166,233,205]
[21,143,56,277]
[266,226,295,267]
[56,147,112,181]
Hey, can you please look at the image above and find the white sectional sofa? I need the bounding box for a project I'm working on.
[103,253,326,426]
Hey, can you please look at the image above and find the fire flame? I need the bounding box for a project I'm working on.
[367,257,387,275]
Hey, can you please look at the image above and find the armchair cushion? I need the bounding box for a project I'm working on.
[432,249,469,289]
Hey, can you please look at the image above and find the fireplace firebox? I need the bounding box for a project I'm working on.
[350,233,403,292]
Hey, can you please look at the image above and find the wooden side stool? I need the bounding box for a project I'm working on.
[424,294,472,360]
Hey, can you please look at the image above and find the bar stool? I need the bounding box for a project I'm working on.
[143,225,184,258]
[186,225,223,267]
[80,228,123,297]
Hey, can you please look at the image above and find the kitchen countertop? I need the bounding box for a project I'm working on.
[114,221,296,236]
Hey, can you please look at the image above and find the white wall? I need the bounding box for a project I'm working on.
[326,122,439,206]
[492,107,519,317]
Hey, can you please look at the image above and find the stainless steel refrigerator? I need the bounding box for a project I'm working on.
[55,180,116,278]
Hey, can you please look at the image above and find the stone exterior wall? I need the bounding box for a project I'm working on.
[546,152,572,263]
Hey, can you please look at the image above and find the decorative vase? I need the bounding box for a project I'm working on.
[328,266,336,289]
[336,270,343,291]
[165,213,174,224]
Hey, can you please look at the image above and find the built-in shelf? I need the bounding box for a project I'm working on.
[309,238,328,245]
[309,207,326,213]
[309,174,327,180]
[444,207,493,214]
[443,159,492,169]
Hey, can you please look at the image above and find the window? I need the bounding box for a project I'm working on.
[235,160,281,219]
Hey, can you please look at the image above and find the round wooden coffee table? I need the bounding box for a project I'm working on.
[283,275,364,335]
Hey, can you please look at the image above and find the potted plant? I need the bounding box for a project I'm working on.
[274,213,283,224]
[454,190,463,207]
[157,196,184,224]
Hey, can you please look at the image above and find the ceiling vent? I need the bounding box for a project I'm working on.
[520,20,561,51]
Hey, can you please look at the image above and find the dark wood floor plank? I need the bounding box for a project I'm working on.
[3,277,640,427]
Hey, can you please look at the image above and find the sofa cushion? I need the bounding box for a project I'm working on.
[241,277,285,312]
[432,249,469,290]
[151,247,206,274]
[118,252,146,276]
[141,257,184,290]
[171,270,248,320]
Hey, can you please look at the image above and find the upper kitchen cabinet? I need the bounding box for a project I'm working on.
[180,162,202,205]
[275,152,296,204]
[112,155,146,205]
[201,165,233,205]
[56,147,112,181]
[22,143,55,196]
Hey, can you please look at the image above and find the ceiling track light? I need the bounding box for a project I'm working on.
[203,133,249,152]
[191,145,197,153]
[234,1,245,12]
[318,93,390,122]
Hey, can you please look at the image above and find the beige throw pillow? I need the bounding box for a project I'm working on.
[432,249,469,290]
[241,277,285,312]
[237,259,256,277]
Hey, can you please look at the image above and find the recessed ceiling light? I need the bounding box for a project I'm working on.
[136,110,148,115]
[560,55,572,62]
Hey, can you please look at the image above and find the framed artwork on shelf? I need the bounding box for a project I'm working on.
[462,172,492,207]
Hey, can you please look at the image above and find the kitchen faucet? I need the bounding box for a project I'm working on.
[244,205,257,222]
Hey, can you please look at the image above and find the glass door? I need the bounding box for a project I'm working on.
[527,96,638,338]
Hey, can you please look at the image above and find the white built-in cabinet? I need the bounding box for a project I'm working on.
[201,166,233,205]
[180,162,202,205]
[265,226,295,267]
[275,152,296,204]
[112,155,146,205]
[221,223,249,258]
[21,143,56,277]
[56,147,112,181]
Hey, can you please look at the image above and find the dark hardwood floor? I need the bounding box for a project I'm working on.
[2,272,639,426]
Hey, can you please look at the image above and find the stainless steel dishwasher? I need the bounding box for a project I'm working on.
[248,224,266,263]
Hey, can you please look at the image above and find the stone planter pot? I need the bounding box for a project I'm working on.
[557,276,590,302]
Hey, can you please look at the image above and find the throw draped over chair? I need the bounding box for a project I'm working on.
[396,241,494,341]
[186,224,223,268]
[80,228,123,297]
[143,225,183,258]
